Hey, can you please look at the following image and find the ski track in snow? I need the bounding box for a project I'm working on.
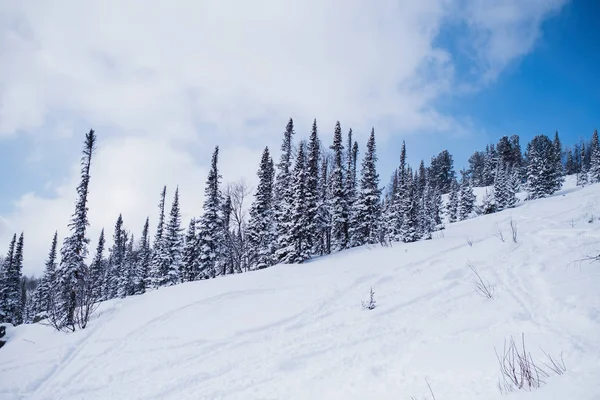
[2,176,600,400]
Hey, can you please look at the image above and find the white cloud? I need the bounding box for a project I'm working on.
[0,0,568,274]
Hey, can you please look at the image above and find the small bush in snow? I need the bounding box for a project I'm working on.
[468,262,494,300]
[361,287,376,310]
[494,224,506,242]
[495,333,565,394]
[509,218,518,243]
[466,237,473,247]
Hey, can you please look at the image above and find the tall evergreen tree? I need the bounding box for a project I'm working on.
[197,147,223,278]
[108,214,127,298]
[588,129,600,183]
[399,168,418,242]
[279,142,311,263]
[314,155,331,255]
[493,163,509,211]
[578,142,589,187]
[273,119,296,261]
[149,186,167,288]
[34,232,58,316]
[181,219,199,281]
[447,180,459,223]
[135,218,151,294]
[89,229,106,301]
[305,120,321,254]
[246,147,276,270]
[1,233,23,325]
[0,234,17,323]
[458,175,476,221]
[329,121,348,251]
[162,187,183,285]
[349,129,381,246]
[526,134,563,200]
[430,150,456,194]
[58,130,96,330]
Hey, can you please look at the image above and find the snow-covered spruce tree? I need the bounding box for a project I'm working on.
[565,149,575,175]
[197,147,224,278]
[123,234,138,296]
[552,131,565,191]
[506,169,519,209]
[314,154,332,255]
[430,150,456,194]
[419,183,437,240]
[220,194,234,275]
[345,129,359,247]
[482,144,498,186]
[458,175,476,221]
[161,187,183,284]
[273,119,296,263]
[135,218,151,294]
[246,147,277,270]
[329,121,349,252]
[384,170,400,241]
[57,129,96,331]
[526,134,563,200]
[1,233,24,325]
[107,214,127,299]
[305,119,321,255]
[181,218,199,281]
[493,162,509,211]
[588,129,600,183]
[33,232,58,317]
[392,142,408,240]
[399,168,418,242]
[0,234,17,323]
[279,141,311,263]
[578,142,589,187]
[149,186,167,288]
[349,128,381,246]
[446,180,459,223]
[89,229,106,301]
[468,151,486,187]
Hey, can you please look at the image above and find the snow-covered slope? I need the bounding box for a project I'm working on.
[2,177,600,400]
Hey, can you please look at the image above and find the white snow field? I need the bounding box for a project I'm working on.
[2,177,600,400]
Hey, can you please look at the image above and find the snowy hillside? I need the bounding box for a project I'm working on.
[1,177,600,400]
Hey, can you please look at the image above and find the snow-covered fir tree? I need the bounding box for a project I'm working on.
[246,147,276,270]
[197,147,224,278]
[458,175,476,221]
[33,232,58,317]
[526,134,563,200]
[446,180,459,223]
[399,167,418,242]
[0,233,23,325]
[578,142,589,186]
[273,119,296,262]
[493,163,509,211]
[107,214,127,299]
[57,129,96,330]
[181,218,199,281]
[135,218,151,294]
[329,121,349,251]
[305,120,321,255]
[314,155,331,255]
[588,129,600,183]
[89,229,106,301]
[349,129,381,246]
[430,150,456,194]
[280,141,311,263]
[149,186,167,288]
[160,187,183,284]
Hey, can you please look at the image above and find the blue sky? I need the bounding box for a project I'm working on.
[0,0,596,275]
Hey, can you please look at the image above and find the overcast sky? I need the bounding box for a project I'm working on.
[0,0,577,276]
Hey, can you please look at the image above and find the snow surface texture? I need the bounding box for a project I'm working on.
[1,176,600,400]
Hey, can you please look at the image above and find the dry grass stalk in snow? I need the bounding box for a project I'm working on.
[468,261,494,299]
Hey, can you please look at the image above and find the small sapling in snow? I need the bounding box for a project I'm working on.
[361,287,376,310]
